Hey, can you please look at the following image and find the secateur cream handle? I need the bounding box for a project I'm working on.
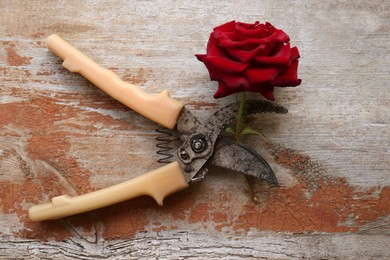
[47,34,184,129]
[29,162,188,221]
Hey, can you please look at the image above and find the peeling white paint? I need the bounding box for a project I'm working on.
[0,96,28,104]
[0,212,24,236]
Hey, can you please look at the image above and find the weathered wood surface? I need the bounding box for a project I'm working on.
[0,0,389,259]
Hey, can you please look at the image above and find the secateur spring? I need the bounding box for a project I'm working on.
[155,127,179,163]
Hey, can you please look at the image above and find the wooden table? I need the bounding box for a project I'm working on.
[1,1,389,258]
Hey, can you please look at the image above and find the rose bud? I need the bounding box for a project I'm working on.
[196,21,301,100]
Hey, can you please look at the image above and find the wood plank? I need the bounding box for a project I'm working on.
[0,0,389,258]
[1,232,389,259]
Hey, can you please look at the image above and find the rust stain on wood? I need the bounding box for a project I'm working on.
[0,95,151,239]
[6,46,32,67]
[220,143,390,233]
[121,67,148,86]
[186,100,219,110]
[188,203,210,224]
[30,32,45,39]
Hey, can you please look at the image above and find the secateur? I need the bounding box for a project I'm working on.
[28,35,287,221]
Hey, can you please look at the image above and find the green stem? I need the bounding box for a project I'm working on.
[235,92,258,203]
[235,92,247,141]
[245,175,258,203]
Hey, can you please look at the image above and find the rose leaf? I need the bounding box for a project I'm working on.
[225,126,236,136]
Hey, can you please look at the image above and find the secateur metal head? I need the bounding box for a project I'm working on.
[168,100,287,183]
[28,35,287,222]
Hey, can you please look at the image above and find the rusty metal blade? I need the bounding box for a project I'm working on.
[209,138,278,185]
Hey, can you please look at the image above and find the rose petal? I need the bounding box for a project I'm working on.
[244,66,281,84]
[195,54,206,62]
[203,56,248,74]
[255,43,291,65]
[270,46,301,86]
[214,81,244,98]
[236,21,260,30]
[257,40,277,56]
[208,37,229,57]
[272,59,301,86]
[290,46,300,61]
[243,82,275,101]
[206,34,216,53]
[222,74,250,89]
[226,44,267,63]
[267,23,290,42]
[235,22,269,40]
[214,20,236,33]
[254,84,275,100]
[217,29,289,49]
[200,56,250,89]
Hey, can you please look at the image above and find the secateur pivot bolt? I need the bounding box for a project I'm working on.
[190,134,207,153]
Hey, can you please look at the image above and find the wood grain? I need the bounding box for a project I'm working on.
[1,231,389,259]
[0,0,389,258]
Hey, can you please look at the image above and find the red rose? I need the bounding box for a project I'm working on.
[196,21,301,100]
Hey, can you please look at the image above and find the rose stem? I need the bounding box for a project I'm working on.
[235,92,258,203]
[235,91,247,141]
